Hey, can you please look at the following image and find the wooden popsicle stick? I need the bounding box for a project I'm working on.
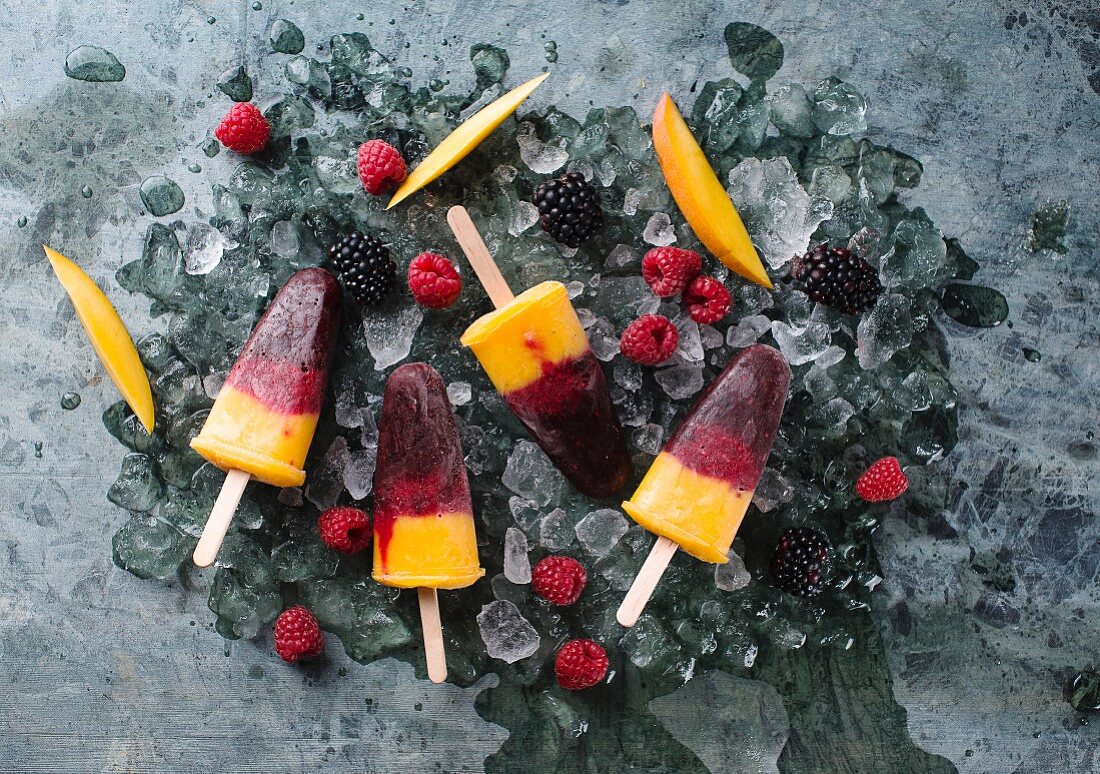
[193,468,251,567]
[418,587,448,683]
[616,536,679,627]
[446,205,516,309]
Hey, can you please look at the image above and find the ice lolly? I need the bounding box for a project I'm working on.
[450,207,631,498]
[617,344,791,626]
[372,363,484,682]
[191,268,342,566]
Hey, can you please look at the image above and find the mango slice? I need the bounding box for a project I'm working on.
[652,93,773,289]
[387,72,550,209]
[45,246,156,432]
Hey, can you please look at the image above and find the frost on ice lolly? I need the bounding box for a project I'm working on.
[617,344,791,626]
[191,268,341,567]
[372,363,484,683]
[450,206,631,498]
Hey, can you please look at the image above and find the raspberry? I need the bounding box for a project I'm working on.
[855,456,909,502]
[791,244,882,316]
[318,506,372,554]
[408,252,462,309]
[357,140,407,196]
[531,555,587,606]
[214,103,270,155]
[554,639,608,690]
[771,527,830,598]
[619,314,678,366]
[682,275,731,324]
[641,247,703,297]
[274,606,324,663]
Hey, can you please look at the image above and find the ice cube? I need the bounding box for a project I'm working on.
[278,487,303,506]
[699,325,724,351]
[767,83,815,137]
[477,600,541,663]
[575,509,629,557]
[313,154,361,195]
[107,453,164,512]
[620,615,677,668]
[613,360,643,391]
[112,515,190,579]
[631,423,664,455]
[813,397,855,438]
[714,550,752,591]
[856,293,913,369]
[270,220,300,258]
[502,441,564,507]
[305,436,349,510]
[751,468,794,513]
[343,447,376,501]
[539,508,575,550]
[447,381,473,407]
[655,364,704,400]
[847,226,882,260]
[643,212,676,246]
[202,371,225,399]
[879,214,948,289]
[770,320,831,365]
[516,121,569,174]
[184,222,234,276]
[605,243,640,272]
[725,314,772,348]
[727,157,833,272]
[672,313,704,363]
[575,307,596,329]
[363,298,423,370]
[588,318,621,362]
[811,77,868,136]
[503,527,531,584]
[808,164,853,205]
[509,496,542,535]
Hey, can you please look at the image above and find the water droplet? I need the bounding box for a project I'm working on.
[429,78,445,92]
[544,40,558,63]
[201,138,220,158]
[414,702,423,711]
[388,18,396,24]
[206,16,216,24]
[188,163,202,173]
[251,1,263,9]
[1022,347,1041,362]
[964,750,974,758]
[216,65,253,102]
[139,176,185,217]
[940,283,1008,328]
[34,442,43,458]
[270,19,305,54]
[17,215,27,228]
[61,392,82,410]
[64,45,126,82]
[356,12,364,20]
[397,66,412,78]
[80,185,93,198]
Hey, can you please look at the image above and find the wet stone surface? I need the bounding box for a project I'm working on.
[1,3,1096,773]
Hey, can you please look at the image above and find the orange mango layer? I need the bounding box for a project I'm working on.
[460,281,588,395]
[373,512,485,590]
[622,451,753,564]
[190,385,317,488]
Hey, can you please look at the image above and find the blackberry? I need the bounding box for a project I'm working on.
[771,527,830,598]
[791,244,882,316]
[533,172,603,248]
[327,231,396,306]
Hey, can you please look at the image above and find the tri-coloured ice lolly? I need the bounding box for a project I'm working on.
[460,280,631,498]
[191,268,342,488]
[617,344,790,626]
[372,363,483,683]
[372,363,485,590]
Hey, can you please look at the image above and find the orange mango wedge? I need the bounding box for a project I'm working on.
[388,72,550,209]
[652,93,773,289]
[45,246,155,432]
